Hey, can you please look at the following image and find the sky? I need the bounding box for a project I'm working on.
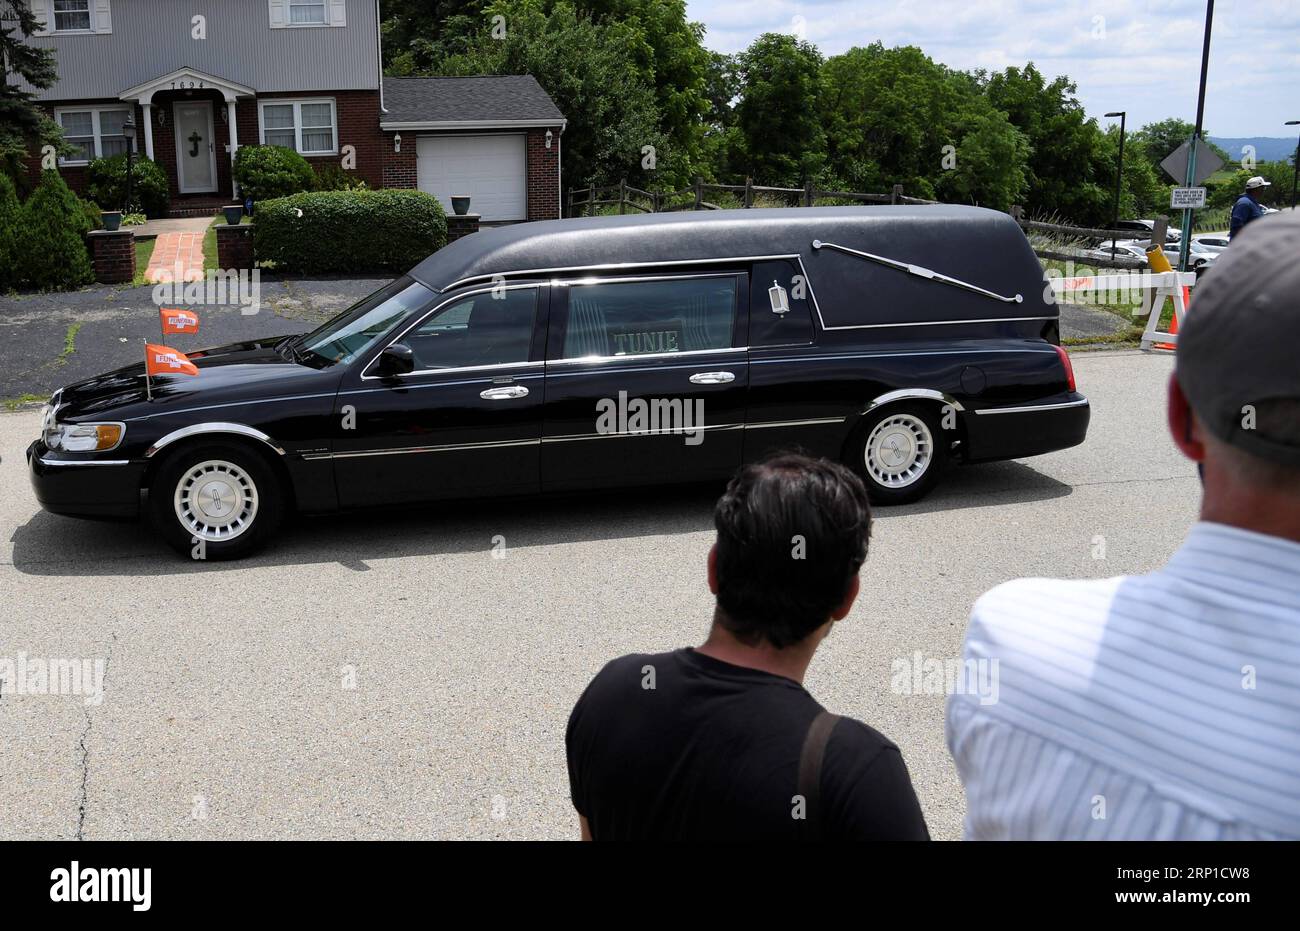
[687,0,1300,144]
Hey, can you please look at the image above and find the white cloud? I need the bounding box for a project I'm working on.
[688,0,1300,138]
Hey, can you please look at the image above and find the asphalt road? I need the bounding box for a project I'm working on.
[0,349,1198,840]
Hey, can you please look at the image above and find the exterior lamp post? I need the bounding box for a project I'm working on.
[122,114,137,214]
[1104,111,1126,260]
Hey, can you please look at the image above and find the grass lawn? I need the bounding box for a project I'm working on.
[131,236,157,287]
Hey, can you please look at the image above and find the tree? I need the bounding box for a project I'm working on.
[429,1,665,194]
[818,45,1026,207]
[14,170,93,290]
[0,0,66,187]
[1130,118,1231,177]
[734,33,825,186]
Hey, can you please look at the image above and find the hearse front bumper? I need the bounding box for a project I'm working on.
[27,441,144,519]
[961,392,1090,463]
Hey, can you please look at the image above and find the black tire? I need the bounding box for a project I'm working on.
[845,402,947,505]
[148,442,284,560]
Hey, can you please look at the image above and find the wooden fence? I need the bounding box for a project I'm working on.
[566,177,1157,270]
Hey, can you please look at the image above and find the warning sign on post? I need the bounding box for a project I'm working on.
[1170,187,1207,209]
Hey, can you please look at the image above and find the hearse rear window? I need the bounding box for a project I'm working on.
[561,277,736,359]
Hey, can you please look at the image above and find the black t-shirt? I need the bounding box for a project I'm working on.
[566,648,930,841]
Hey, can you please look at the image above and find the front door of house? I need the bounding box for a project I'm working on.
[174,101,217,194]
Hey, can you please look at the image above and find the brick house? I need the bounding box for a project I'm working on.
[20,0,565,222]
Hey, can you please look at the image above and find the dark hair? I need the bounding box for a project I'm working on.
[713,453,871,648]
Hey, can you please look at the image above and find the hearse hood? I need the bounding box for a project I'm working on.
[52,338,314,420]
[409,205,1055,328]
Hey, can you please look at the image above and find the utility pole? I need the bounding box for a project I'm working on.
[1179,0,1215,272]
[1105,111,1126,260]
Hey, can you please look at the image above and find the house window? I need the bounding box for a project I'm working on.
[53,0,91,31]
[288,1,326,25]
[54,106,134,164]
[259,99,337,155]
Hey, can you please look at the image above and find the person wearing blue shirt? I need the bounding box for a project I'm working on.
[1229,176,1271,239]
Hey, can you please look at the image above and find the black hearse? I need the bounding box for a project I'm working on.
[29,206,1088,558]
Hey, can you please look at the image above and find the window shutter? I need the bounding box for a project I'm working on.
[30,0,53,35]
[328,0,346,27]
[268,0,287,28]
[92,0,112,33]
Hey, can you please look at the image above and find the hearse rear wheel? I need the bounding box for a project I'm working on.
[848,403,946,505]
[149,442,283,560]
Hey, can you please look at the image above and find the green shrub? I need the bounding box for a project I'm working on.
[0,173,20,291]
[14,170,93,291]
[234,145,316,203]
[78,197,102,233]
[313,164,368,191]
[254,189,447,274]
[84,154,170,217]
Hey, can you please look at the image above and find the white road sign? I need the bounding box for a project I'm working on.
[1170,187,1207,209]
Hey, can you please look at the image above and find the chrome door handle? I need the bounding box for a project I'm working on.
[480,385,529,400]
[688,371,735,385]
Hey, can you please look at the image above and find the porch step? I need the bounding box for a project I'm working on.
[166,198,227,219]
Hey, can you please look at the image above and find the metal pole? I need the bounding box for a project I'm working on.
[1287,121,1300,210]
[1179,0,1215,273]
[1105,112,1126,260]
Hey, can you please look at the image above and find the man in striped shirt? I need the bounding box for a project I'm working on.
[947,211,1300,840]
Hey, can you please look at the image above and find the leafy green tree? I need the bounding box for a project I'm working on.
[430,1,664,194]
[1209,162,1293,210]
[14,170,93,291]
[818,45,1025,207]
[0,0,69,188]
[978,64,1113,224]
[381,0,489,75]
[734,33,825,186]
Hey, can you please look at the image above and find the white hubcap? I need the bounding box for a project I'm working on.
[174,459,258,542]
[865,414,933,488]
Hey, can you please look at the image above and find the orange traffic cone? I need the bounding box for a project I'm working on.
[1153,285,1190,352]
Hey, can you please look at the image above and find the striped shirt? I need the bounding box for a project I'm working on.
[946,522,1300,840]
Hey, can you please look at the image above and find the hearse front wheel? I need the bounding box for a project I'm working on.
[848,403,946,505]
[149,443,283,560]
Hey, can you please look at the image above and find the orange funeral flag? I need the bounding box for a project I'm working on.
[160,307,200,335]
[145,344,200,377]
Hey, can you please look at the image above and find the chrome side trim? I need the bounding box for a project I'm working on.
[745,417,845,429]
[820,315,1055,331]
[547,346,746,367]
[38,458,131,467]
[368,360,546,381]
[145,423,286,458]
[972,398,1090,415]
[306,438,541,461]
[863,389,965,414]
[441,254,805,292]
[543,423,744,443]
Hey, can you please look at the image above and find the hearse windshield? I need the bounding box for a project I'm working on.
[284,277,434,367]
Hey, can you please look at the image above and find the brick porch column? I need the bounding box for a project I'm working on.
[87,230,136,284]
[446,214,480,243]
[216,223,255,270]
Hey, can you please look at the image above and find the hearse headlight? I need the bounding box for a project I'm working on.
[44,422,125,452]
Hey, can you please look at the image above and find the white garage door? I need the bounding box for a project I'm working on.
[416,134,527,222]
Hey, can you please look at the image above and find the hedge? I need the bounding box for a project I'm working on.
[13,170,93,291]
[234,145,316,203]
[0,173,20,292]
[254,189,448,274]
[84,154,170,217]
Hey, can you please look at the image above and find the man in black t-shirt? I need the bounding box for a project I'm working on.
[566,453,929,841]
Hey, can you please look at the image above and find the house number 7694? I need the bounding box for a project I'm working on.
[171,81,205,90]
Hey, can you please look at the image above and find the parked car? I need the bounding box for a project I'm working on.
[1159,238,1219,273]
[1193,235,1230,254]
[29,206,1090,558]
[1088,240,1150,263]
[1114,219,1180,243]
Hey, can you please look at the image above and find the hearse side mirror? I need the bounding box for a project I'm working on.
[768,280,790,315]
[376,343,415,376]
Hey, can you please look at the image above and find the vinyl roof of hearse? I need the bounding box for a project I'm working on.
[408,205,1053,318]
